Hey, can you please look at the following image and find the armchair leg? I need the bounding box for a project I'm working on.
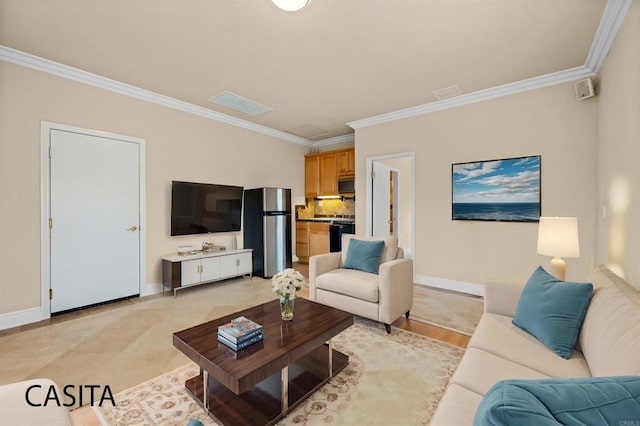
[405,310,410,319]
[384,324,391,334]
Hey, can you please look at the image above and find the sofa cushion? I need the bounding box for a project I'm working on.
[469,313,592,378]
[474,376,640,426]
[315,268,380,303]
[450,348,550,395]
[343,239,384,274]
[316,289,379,322]
[580,265,640,376]
[430,383,484,426]
[342,234,398,265]
[512,266,593,359]
[0,379,73,426]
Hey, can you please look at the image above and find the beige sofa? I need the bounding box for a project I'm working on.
[309,234,414,333]
[431,265,640,425]
[0,378,73,426]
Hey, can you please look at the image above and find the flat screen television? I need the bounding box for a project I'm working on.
[452,155,541,222]
[171,181,244,236]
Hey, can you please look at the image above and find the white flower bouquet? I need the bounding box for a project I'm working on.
[272,268,304,300]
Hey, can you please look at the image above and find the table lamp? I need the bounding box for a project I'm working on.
[536,217,580,281]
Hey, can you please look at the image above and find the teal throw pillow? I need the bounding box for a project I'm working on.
[474,376,640,426]
[512,266,593,359]
[343,239,385,274]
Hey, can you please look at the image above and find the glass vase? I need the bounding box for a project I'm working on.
[280,295,294,321]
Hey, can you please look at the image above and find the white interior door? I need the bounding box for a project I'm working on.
[50,129,140,313]
[372,162,391,237]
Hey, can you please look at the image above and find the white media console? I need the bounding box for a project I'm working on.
[162,249,253,295]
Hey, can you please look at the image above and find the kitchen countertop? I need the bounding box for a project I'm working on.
[297,217,355,223]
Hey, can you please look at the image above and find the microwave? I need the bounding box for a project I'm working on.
[338,177,355,195]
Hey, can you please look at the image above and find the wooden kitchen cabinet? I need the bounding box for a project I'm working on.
[305,148,353,198]
[319,153,337,196]
[337,148,355,177]
[296,221,310,262]
[305,155,320,198]
[309,222,330,257]
[296,221,329,263]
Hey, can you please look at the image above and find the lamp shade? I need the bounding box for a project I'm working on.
[537,217,580,258]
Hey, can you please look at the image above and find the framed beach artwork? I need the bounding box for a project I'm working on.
[452,155,541,222]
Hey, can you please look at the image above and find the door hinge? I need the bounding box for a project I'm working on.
[371,169,375,179]
[48,218,53,229]
[48,146,52,159]
[49,289,53,300]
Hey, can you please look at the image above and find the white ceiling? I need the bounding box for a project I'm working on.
[0,0,610,144]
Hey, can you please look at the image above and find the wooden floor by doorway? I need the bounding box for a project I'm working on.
[294,262,470,347]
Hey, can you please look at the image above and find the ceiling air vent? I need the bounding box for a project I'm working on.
[208,91,272,116]
[433,85,461,100]
[285,124,329,140]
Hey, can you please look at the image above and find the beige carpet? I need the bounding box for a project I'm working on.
[410,285,484,336]
[95,320,464,425]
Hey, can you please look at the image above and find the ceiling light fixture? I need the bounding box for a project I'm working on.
[272,0,309,12]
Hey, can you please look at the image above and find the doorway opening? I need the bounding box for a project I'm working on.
[366,152,415,260]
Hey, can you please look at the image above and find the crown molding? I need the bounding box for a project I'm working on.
[1,0,632,136]
[348,66,595,129]
[585,0,634,73]
[0,46,312,146]
[311,133,355,147]
[348,0,632,130]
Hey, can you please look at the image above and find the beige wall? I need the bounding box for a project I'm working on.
[596,1,640,289]
[0,62,308,314]
[355,82,598,286]
[2,5,635,316]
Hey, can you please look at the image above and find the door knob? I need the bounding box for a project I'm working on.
[127,226,138,231]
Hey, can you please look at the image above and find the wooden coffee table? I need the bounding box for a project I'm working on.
[173,297,354,425]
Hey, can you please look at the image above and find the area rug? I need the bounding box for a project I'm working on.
[95,321,464,425]
[410,285,484,336]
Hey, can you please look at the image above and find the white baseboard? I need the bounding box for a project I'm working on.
[415,274,485,296]
[0,306,47,330]
[140,282,163,297]
[0,285,166,330]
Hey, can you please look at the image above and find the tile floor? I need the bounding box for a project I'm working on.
[0,264,472,421]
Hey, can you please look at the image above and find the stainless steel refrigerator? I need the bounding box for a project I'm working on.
[243,187,292,278]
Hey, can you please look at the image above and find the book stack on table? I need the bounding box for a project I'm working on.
[218,316,264,351]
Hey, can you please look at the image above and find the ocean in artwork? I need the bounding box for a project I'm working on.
[452,202,540,222]
[452,156,541,221]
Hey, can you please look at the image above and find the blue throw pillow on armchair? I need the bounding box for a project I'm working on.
[512,266,593,359]
[343,239,385,274]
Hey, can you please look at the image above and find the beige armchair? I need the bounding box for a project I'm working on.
[309,235,413,333]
